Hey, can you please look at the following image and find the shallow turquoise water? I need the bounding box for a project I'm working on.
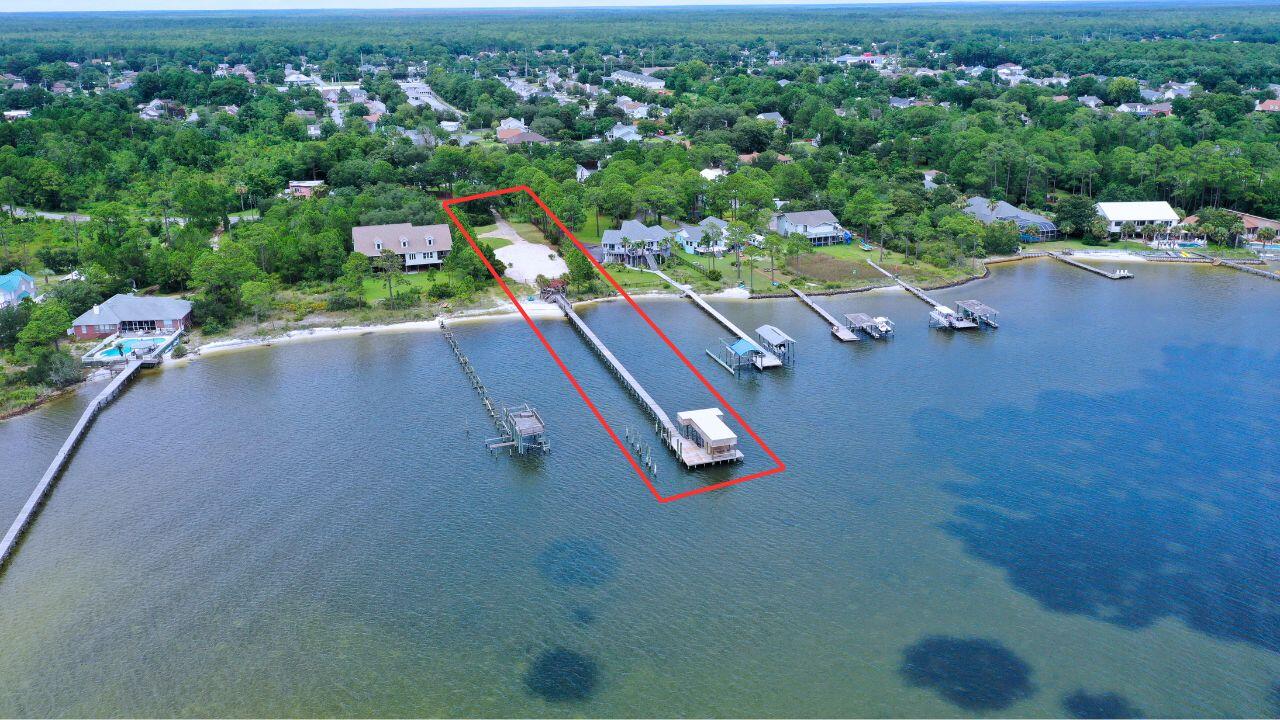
[0,259,1277,717]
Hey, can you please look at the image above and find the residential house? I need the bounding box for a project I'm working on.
[962,196,1058,241]
[496,117,528,141]
[284,180,326,198]
[605,123,642,143]
[700,168,727,182]
[1255,99,1280,113]
[601,219,671,267]
[738,151,792,165]
[615,95,651,119]
[774,210,847,246]
[888,96,916,109]
[1077,95,1105,109]
[283,70,316,86]
[674,217,730,255]
[756,111,787,127]
[1096,201,1179,236]
[1181,209,1280,244]
[575,162,598,183]
[0,269,36,308]
[70,295,193,340]
[834,53,887,67]
[922,170,942,190]
[607,70,665,91]
[502,130,552,145]
[138,98,184,120]
[2,109,31,121]
[351,223,453,270]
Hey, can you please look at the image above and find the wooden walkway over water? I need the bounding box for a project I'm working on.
[1050,252,1133,279]
[1203,254,1280,282]
[866,259,940,307]
[646,269,781,367]
[0,361,143,574]
[791,288,857,341]
[549,295,678,439]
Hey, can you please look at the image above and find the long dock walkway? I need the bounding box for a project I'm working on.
[0,361,143,573]
[866,259,939,307]
[791,288,856,341]
[1204,254,1280,282]
[646,269,781,367]
[549,294,678,438]
[1050,252,1133,279]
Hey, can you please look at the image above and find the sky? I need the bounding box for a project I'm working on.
[1,0,1091,12]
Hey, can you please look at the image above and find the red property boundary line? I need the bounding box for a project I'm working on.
[441,185,786,503]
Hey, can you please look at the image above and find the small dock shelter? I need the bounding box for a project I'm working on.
[709,337,770,375]
[843,313,895,340]
[755,325,796,367]
[955,300,1000,328]
[929,305,979,330]
[677,408,744,466]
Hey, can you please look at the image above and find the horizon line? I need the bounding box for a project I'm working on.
[0,0,1262,14]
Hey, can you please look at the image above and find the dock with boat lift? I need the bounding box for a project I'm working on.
[546,290,743,469]
[1050,251,1133,279]
[441,319,549,455]
[866,259,997,331]
[791,288,857,341]
[646,268,783,369]
[843,312,895,340]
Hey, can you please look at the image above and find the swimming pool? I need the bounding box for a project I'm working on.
[95,337,169,358]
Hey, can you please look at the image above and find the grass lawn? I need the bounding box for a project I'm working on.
[469,222,498,237]
[362,270,457,302]
[1200,244,1262,259]
[480,236,511,249]
[1032,239,1150,252]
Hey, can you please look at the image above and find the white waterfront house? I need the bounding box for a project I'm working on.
[1096,201,1180,235]
[674,217,730,254]
[774,210,847,246]
[352,223,453,270]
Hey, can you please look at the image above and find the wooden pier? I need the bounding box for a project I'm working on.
[548,293,741,469]
[646,269,782,368]
[1205,255,1280,282]
[1050,251,1133,279]
[791,288,857,341]
[441,320,548,455]
[0,361,143,574]
[867,259,996,330]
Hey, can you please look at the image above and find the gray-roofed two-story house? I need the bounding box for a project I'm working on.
[774,210,847,246]
[674,217,730,255]
[352,222,453,271]
[601,219,672,268]
[962,196,1058,241]
[71,294,193,340]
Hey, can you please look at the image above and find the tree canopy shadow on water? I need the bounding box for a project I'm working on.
[900,636,1035,711]
[914,345,1280,653]
[525,647,600,702]
[1062,690,1144,718]
[536,538,618,588]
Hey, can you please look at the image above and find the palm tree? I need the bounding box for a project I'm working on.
[1256,226,1277,253]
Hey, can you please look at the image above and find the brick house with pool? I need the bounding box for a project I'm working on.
[70,294,194,340]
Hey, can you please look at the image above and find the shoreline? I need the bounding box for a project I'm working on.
[181,266,1000,361]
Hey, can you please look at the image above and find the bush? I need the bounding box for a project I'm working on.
[325,291,367,311]
[426,281,456,301]
[382,287,421,309]
[26,349,82,388]
[706,268,723,281]
[171,342,188,359]
[36,246,79,274]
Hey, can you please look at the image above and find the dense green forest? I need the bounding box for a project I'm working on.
[3,2,1280,413]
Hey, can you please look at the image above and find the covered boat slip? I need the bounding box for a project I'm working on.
[676,408,744,466]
